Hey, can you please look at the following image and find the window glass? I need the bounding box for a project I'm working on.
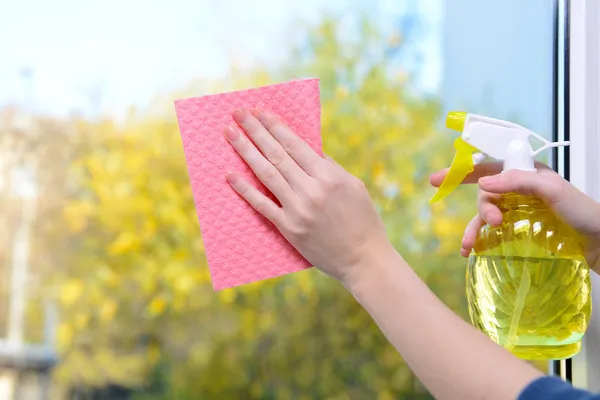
[0,0,555,398]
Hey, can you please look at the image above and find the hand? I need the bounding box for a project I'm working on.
[224,108,394,286]
[430,162,600,272]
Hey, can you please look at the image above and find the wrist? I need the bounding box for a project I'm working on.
[342,241,406,296]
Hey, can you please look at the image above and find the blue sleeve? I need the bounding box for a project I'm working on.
[519,377,600,400]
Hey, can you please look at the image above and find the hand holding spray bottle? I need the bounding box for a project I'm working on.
[431,112,592,360]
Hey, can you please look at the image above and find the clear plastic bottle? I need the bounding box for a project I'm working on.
[467,194,592,360]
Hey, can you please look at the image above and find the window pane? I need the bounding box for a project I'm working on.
[443,0,555,141]
[0,0,555,398]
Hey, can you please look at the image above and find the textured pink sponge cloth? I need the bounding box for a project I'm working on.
[174,79,322,290]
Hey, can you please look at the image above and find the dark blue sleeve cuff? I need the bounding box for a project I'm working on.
[519,376,599,400]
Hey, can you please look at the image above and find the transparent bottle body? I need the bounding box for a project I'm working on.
[466,194,592,360]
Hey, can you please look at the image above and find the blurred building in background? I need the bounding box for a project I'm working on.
[0,108,57,399]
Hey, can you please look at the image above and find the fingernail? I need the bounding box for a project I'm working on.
[250,108,262,118]
[232,109,247,122]
[226,172,239,184]
[224,126,239,142]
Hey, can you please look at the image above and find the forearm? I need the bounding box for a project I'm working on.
[347,249,543,400]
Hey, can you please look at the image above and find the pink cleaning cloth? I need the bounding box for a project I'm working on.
[174,78,322,290]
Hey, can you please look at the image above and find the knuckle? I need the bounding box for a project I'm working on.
[547,173,566,188]
[295,205,315,224]
[352,177,367,191]
[477,189,497,204]
[320,171,343,190]
[317,177,333,192]
[289,224,310,239]
[282,139,298,153]
[343,175,366,193]
[307,189,325,208]
[288,212,314,238]
[258,166,277,183]
[547,177,569,200]
[267,148,286,166]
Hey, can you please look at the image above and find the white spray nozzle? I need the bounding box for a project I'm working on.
[430,112,569,203]
[459,113,569,172]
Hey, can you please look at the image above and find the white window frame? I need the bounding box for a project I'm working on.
[568,0,600,391]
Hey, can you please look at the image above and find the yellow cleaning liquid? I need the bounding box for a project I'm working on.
[467,194,592,360]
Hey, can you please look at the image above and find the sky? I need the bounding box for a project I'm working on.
[0,0,442,118]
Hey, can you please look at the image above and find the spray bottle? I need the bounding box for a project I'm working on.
[432,111,592,360]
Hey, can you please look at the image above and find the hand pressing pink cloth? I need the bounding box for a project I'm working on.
[174,79,322,290]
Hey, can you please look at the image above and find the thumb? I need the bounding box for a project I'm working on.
[478,170,564,202]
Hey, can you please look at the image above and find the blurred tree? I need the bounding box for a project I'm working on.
[48,14,479,400]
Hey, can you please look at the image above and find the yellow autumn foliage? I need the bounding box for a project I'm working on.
[41,16,479,399]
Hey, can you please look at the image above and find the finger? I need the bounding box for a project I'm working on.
[462,214,485,256]
[232,109,309,188]
[478,169,563,202]
[226,172,283,224]
[225,125,293,204]
[429,161,552,188]
[478,189,503,226]
[430,163,503,187]
[251,109,325,176]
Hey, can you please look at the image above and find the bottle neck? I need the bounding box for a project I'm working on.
[497,193,546,212]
